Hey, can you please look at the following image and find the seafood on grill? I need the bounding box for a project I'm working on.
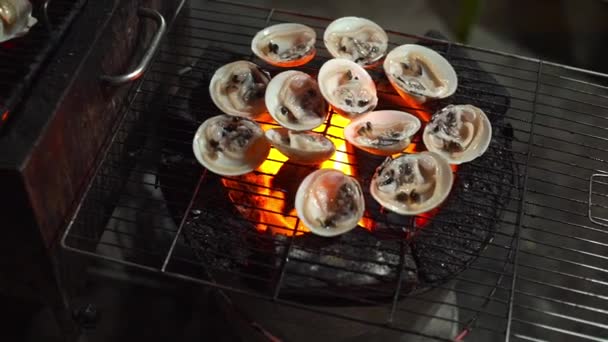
[295,169,365,237]
[423,104,491,164]
[324,16,388,67]
[209,60,271,119]
[318,58,377,117]
[251,23,317,67]
[265,128,335,165]
[0,0,37,43]
[370,152,453,215]
[344,110,421,156]
[192,115,270,176]
[383,44,457,103]
[265,70,327,130]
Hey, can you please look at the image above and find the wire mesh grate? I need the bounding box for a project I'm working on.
[61,2,608,341]
[0,0,87,130]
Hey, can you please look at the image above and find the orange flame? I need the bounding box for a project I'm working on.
[222,91,459,237]
[221,110,374,236]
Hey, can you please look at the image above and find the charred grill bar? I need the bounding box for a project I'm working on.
[60,1,608,341]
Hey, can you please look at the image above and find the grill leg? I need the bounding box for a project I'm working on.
[45,249,83,341]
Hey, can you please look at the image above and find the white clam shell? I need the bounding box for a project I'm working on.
[265,70,327,131]
[265,128,335,165]
[383,44,457,103]
[323,16,388,67]
[296,169,365,237]
[422,104,492,165]
[370,152,453,215]
[251,23,317,67]
[192,115,270,176]
[344,110,421,156]
[318,58,378,117]
[209,60,270,119]
[0,0,37,43]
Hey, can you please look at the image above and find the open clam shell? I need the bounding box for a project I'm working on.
[422,104,492,164]
[370,152,453,215]
[323,16,388,67]
[295,169,365,237]
[265,128,335,165]
[318,58,378,117]
[0,0,37,43]
[265,70,327,131]
[209,60,271,119]
[251,23,317,67]
[344,110,421,156]
[383,44,457,103]
[193,115,270,176]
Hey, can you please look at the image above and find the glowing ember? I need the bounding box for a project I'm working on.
[221,124,306,236]
[222,110,374,235]
[221,92,458,237]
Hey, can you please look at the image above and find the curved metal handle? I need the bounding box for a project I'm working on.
[100,8,166,85]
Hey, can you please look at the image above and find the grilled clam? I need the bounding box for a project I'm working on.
[318,58,377,117]
[265,128,335,165]
[296,169,365,237]
[192,115,270,176]
[383,44,457,103]
[209,61,271,119]
[0,0,37,43]
[344,110,421,156]
[422,104,492,164]
[370,152,453,215]
[324,16,388,67]
[265,70,327,131]
[251,23,317,67]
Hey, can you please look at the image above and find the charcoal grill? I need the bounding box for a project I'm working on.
[0,0,87,130]
[61,1,608,341]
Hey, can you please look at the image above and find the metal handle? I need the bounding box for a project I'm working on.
[100,8,167,85]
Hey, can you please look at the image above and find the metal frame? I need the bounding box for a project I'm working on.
[62,2,608,341]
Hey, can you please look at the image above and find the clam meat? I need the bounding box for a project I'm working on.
[423,104,492,164]
[0,0,37,43]
[383,44,457,103]
[209,61,271,119]
[318,58,378,117]
[265,128,335,165]
[324,16,388,67]
[251,23,317,67]
[192,115,270,176]
[370,152,453,215]
[296,169,365,237]
[344,110,421,156]
[265,70,327,131]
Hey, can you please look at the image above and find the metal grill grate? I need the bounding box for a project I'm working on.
[0,0,87,130]
[61,2,608,341]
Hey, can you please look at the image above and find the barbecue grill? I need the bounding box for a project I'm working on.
[0,0,182,337]
[59,1,608,341]
[0,0,86,130]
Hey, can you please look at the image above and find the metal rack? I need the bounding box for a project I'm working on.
[0,0,87,130]
[61,2,608,341]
